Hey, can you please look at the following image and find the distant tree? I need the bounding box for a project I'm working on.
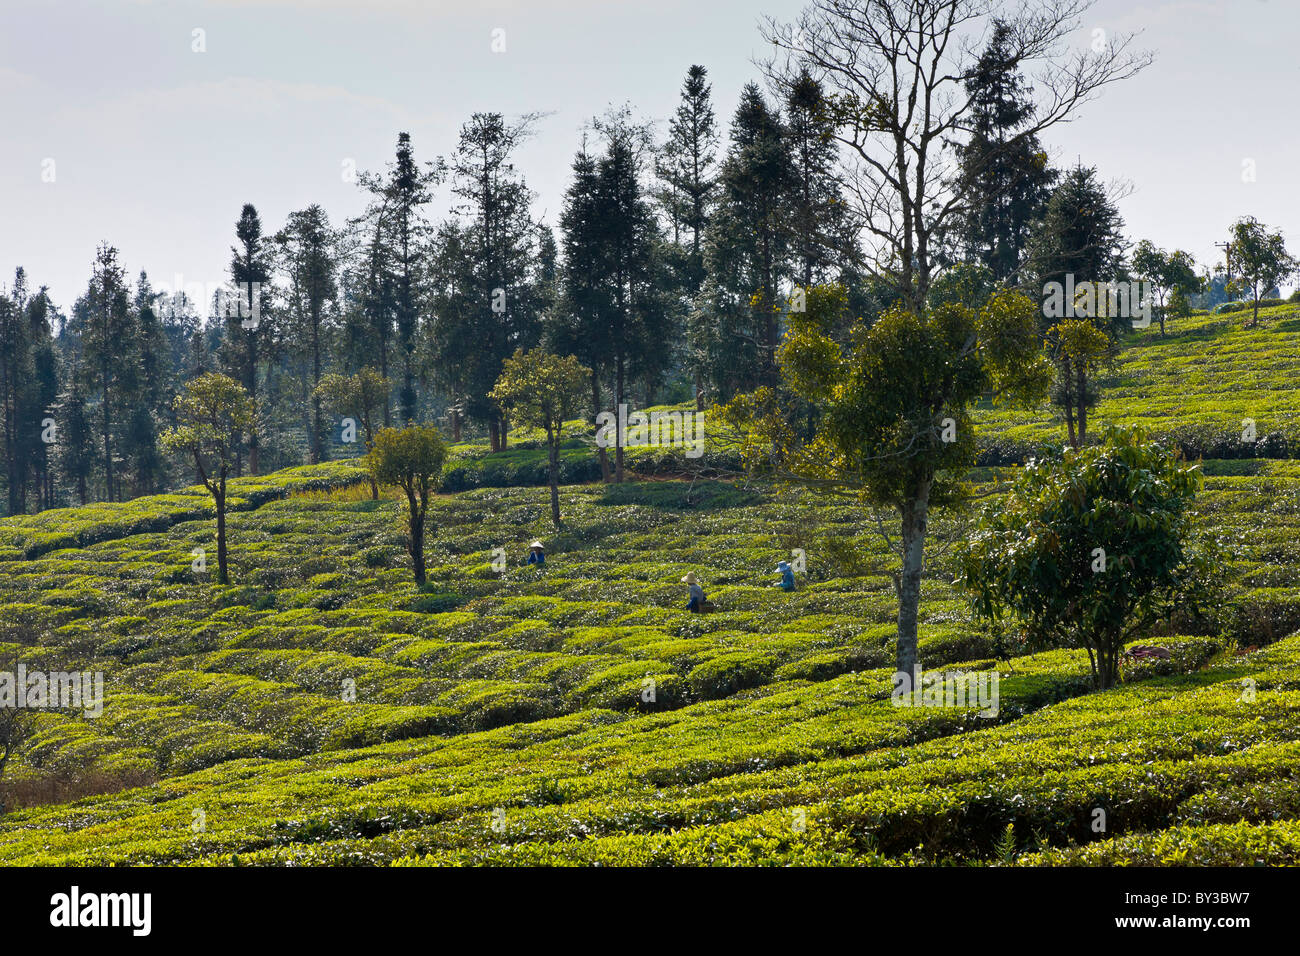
[55,376,95,505]
[1131,241,1201,335]
[958,427,1218,689]
[490,348,590,527]
[697,84,794,395]
[314,368,389,499]
[1226,216,1298,328]
[161,373,256,584]
[724,284,1051,677]
[370,424,449,586]
[276,205,340,463]
[658,64,719,292]
[220,204,273,476]
[433,114,548,449]
[553,141,615,479]
[1026,166,1128,334]
[1047,318,1113,448]
[78,243,134,502]
[782,70,853,291]
[121,272,170,496]
[951,20,1057,282]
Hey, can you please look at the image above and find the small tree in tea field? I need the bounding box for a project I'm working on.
[315,368,390,499]
[370,424,448,585]
[957,426,1220,689]
[161,373,256,584]
[724,284,1051,677]
[490,348,590,527]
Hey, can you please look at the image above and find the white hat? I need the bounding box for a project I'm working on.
[530,541,545,550]
[681,571,699,584]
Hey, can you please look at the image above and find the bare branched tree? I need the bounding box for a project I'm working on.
[761,0,1153,311]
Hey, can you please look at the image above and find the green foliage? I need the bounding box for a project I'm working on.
[1,450,1299,866]
[958,427,1220,688]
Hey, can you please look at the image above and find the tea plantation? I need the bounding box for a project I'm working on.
[2,312,1300,866]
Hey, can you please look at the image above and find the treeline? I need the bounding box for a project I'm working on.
[0,35,1287,515]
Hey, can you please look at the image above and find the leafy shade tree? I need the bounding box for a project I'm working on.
[1226,217,1298,328]
[724,284,1051,676]
[490,348,590,527]
[1047,318,1112,449]
[160,373,256,584]
[314,368,389,499]
[958,427,1218,689]
[370,424,448,585]
[1131,241,1201,335]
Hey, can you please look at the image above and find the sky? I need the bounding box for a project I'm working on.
[2,0,1297,309]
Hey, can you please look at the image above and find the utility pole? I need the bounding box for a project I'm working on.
[1215,241,1233,281]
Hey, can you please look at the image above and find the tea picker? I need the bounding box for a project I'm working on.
[527,541,545,566]
[681,571,713,613]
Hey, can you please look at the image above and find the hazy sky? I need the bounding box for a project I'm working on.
[3,0,1297,309]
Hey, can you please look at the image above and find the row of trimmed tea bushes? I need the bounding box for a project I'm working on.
[0,464,1292,787]
[0,460,1290,790]
[973,304,1300,462]
[0,462,369,560]
[0,634,1260,866]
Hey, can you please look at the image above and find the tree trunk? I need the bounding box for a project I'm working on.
[548,428,561,527]
[408,490,426,586]
[615,355,625,484]
[894,479,932,677]
[451,408,461,443]
[215,485,229,585]
[488,419,500,453]
[1076,368,1088,447]
[593,374,611,483]
[102,382,113,502]
[500,418,509,450]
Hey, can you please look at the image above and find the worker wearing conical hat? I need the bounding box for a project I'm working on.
[681,571,706,613]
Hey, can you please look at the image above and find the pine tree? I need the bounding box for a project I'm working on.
[276,205,339,463]
[696,84,794,397]
[432,113,548,449]
[1026,165,1128,332]
[658,65,719,292]
[783,70,849,289]
[220,205,273,475]
[952,21,1057,283]
[78,243,133,502]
